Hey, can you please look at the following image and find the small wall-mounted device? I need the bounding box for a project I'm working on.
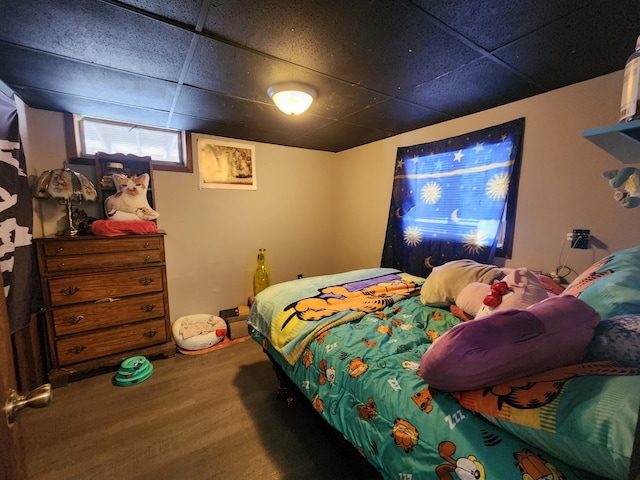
[571,229,590,249]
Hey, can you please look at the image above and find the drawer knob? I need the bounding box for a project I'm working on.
[60,286,79,296]
[63,315,84,325]
[69,345,86,355]
[57,262,65,268]
[143,330,158,338]
[143,242,150,248]
[138,277,153,286]
[140,304,155,313]
[144,255,151,261]
[56,247,64,253]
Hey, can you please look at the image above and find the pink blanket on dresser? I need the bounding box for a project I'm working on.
[90,219,158,236]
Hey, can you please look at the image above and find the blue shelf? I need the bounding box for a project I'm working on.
[583,119,640,164]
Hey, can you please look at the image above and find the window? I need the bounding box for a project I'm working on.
[66,114,192,173]
[381,118,525,278]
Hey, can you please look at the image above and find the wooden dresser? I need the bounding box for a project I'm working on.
[35,233,175,386]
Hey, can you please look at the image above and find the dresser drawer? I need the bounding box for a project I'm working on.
[52,292,166,336]
[41,236,162,257]
[40,237,163,273]
[48,267,164,306]
[43,249,163,272]
[55,318,167,366]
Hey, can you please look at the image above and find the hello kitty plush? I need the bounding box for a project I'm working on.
[104,173,159,221]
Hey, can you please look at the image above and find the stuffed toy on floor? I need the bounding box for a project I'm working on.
[603,167,640,208]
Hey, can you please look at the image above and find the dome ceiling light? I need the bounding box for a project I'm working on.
[267,82,317,115]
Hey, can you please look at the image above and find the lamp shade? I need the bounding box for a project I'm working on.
[34,166,97,202]
[267,82,317,115]
[34,164,97,235]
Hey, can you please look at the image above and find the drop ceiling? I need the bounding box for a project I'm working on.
[0,0,638,152]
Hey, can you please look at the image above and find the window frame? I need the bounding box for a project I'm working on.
[64,113,193,173]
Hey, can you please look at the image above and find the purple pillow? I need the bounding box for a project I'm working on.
[419,295,600,391]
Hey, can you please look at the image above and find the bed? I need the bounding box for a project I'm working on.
[247,247,640,480]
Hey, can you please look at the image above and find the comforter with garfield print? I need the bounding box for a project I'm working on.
[248,268,639,480]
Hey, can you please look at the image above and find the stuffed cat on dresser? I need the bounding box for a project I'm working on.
[104,173,159,221]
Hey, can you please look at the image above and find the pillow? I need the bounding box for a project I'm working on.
[419,295,601,391]
[454,366,640,480]
[503,268,565,295]
[456,268,549,318]
[562,246,640,319]
[455,282,490,317]
[535,274,565,295]
[586,314,640,367]
[420,259,503,307]
[475,268,549,318]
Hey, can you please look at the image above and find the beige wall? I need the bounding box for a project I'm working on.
[154,138,337,317]
[20,105,339,320]
[331,70,640,278]
[20,70,640,322]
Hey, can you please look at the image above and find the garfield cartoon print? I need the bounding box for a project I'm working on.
[356,397,376,420]
[391,418,419,452]
[279,273,418,330]
[514,449,565,480]
[411,386,434,414]
[454,362,640,424]
[436,441,485,480]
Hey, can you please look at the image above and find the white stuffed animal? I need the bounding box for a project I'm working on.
[104,173,159,221]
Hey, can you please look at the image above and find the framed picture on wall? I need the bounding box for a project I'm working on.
[195,136,256,190]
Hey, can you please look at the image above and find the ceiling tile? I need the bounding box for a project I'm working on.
[341,98,451,134]
[184,35,313,99]
[304,121,394,152]
[12,87,170,128]
[0,43,177,110]
[494,0,640,90]
[201,0,482,92]
[174,85,328,133]
[401,57,543,116]
[185,35,384,120]
[0,0,193,82]
[115,0,204,27]
[413,0,602,51]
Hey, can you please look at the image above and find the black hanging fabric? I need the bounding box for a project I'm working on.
[0,93,41,333]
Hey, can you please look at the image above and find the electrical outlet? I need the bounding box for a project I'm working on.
[571,229,590,249]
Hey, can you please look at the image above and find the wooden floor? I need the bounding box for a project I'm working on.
[21,339,362,480]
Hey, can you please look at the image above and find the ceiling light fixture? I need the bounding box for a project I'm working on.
[267,82,317,115]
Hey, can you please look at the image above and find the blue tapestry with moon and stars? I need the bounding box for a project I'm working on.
[381,118,525,278]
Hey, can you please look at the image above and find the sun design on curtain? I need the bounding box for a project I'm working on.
[381,118,525,278]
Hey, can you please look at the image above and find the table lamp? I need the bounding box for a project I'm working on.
[34,162,97,236]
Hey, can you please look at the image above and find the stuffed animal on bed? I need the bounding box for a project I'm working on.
[586,314,640,367]
[454,268,550,319]
[104,173,159,221]
[603,167,640,208]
